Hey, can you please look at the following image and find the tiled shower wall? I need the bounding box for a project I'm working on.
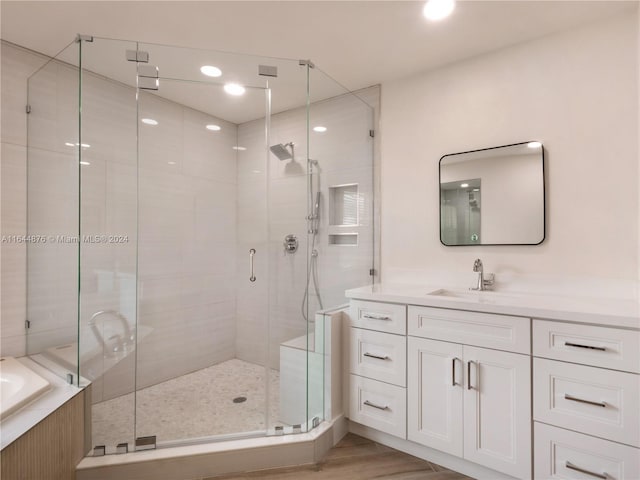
[0,42,238,401]
[79,70,239,400]
[1,42,49,357]
[236,86,378,369]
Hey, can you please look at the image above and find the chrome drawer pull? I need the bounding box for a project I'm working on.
[467,360,474,390]
[565,462,608,479]
[564,394,607,408]
[363,313,391,321]
[363,352,389,361]
[363,400,389,411]
[564,341,606,352]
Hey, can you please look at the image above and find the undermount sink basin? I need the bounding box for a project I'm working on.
[427,288,520,303]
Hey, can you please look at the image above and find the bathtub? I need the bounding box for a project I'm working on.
[0,357,52,420]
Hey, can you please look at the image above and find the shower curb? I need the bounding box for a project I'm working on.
[75,416,346,480]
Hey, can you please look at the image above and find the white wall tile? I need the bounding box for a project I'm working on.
[0,42,49,146]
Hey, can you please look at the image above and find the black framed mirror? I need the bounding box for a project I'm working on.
[439,141,545,246]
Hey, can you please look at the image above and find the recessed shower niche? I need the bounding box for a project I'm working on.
[328,183,359,246]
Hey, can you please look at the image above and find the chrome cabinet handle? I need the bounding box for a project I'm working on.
[467,360,473,390]
[363,313,391,321]
[249,249,256,282]
[564,341,606,352]
[565,462,608,479]
[363,352,389,361]
[564,394,607,408]
[363,400,389,411]
[452,357,459,386]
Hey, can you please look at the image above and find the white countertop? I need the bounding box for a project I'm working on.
[346,283,640,329]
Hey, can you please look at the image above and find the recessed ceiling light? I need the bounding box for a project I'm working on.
[141,118,158,126]
[206,124,221,131]
[473,188,479,192]
[460,183,469,188]
[65,142,75,147]
[423,0,455,21]
[313,126,327,133]
[168,161,176,165]
[224,83,245,96]
[527,141,542,148]
[79,161,91,166]
[232,146,247,151]
[200,65,222,77]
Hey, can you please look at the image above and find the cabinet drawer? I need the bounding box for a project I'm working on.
[349,374,406,439]
[349,300,406,335]
[408,306,530,354]
[533,319,640,373]
[534,422,640,480]
[350,328,406,387]
[534,358,639,447]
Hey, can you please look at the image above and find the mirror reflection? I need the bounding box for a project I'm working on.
[439,142,545,246]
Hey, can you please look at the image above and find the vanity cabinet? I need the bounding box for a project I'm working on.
[532,319,640,480]
[345,291,639,480]
[348,300,407,439]
[407,308,531,479]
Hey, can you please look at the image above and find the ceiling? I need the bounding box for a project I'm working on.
[2,1,635,123]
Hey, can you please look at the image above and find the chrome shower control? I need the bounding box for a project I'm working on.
[284,234,298,253]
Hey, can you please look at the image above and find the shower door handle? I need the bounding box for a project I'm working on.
[249,249,256,282]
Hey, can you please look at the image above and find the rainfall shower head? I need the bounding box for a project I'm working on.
[270,143,294,161]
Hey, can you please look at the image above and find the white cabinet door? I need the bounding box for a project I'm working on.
[407,337,463,457]
[463,345,532,479]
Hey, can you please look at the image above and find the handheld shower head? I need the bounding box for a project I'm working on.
[270,143,294,161]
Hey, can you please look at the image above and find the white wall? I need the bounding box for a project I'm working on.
[380,13,639,296]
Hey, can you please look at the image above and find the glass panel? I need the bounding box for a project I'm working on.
[134,39,277,443]
[78,37,139,455]
[307,67,377,427]
[26,41,80,381]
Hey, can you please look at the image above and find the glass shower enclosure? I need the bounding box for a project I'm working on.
[25,35,377,453]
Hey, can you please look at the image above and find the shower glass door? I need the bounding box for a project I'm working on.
[132,41,304,446]
[135,79,271,445]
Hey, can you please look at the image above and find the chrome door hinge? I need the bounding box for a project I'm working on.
[76,34,94,43]
[25,319,31,330]
[369,130,375,138]
[135,435,156,451]
[298,59,315,68]
[369,268,377,276]
[25,105,31,114]
[258,65,278,77]
[126,49,150,63]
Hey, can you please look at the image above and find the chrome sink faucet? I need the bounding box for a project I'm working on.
[471,258,494,291]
